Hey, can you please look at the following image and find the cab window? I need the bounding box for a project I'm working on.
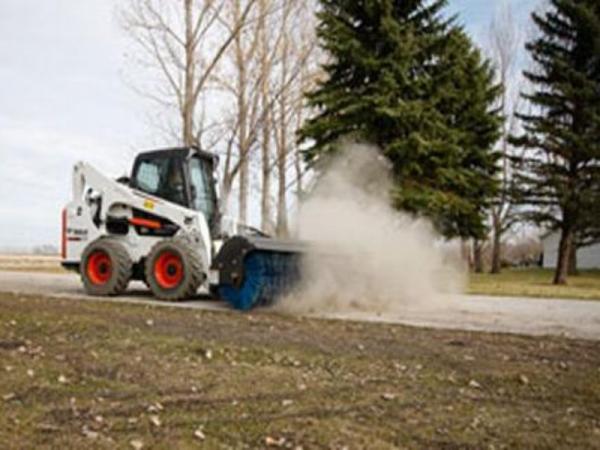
[133,157,187,207]
[189,157,216,219]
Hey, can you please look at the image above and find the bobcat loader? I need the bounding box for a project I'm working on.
[61,146,302,310]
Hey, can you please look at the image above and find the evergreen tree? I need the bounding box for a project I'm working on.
[512,0,600,284]
[298,0,502,239]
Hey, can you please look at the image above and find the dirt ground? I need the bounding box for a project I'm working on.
[0,292,599,449]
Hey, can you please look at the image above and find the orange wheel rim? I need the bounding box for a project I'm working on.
[154,251,184,289]
[87,250,112,285]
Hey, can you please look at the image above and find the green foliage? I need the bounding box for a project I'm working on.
[298,0,502,239]
[512,0,600,244]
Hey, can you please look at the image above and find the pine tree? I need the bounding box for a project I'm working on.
[512,0,600,284]
[298,0,502,239]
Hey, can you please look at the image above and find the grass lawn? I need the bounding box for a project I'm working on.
[0,292,599,449]
[468,268,600,300]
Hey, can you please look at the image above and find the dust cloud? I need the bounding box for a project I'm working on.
[280,144,465,314]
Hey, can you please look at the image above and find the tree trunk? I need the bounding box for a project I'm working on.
[260,121,273,234]
[234,0,249,225]
[275,7,289,237]
[490,210,502,274]
[258,0,272,235]
[275,102,288,236]
[182,0,196,146]
[461,240,472,269]
[553,226,574,285]
[220,175,233,219]
[568,242,578,276]
[294,148,302,199]
[473,239,484,273]
[260,93,273,234]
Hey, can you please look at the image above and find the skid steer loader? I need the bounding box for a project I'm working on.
[61,146,303,310]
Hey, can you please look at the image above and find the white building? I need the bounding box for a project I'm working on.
[541,231,600,269]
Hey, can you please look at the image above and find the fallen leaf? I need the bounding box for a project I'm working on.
[468,380,481,389]
[194,428,205,440]
[82,427,99,440]
[37,423,60,433]
[130,439,144,450]
[265,436,286,447]
[150,415,161,427]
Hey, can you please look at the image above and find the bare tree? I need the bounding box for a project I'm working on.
[269,1,318,236]
[215,0,278,221]
[273,2,292,236]
[259,0,274,234]
[487,0,522,274]
[120,0,258,147]
[214,0,317,229]
[122,0,318,232]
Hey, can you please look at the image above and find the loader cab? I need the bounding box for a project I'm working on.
[130,147,219,230]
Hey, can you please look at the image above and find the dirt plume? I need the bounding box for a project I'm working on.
[280,144,465,314]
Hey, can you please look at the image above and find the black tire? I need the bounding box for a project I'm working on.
[81,238,132,296]
[145,235,205,301]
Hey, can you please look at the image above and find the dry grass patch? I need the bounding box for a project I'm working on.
[0,254,66,274]
[0,292,599,449]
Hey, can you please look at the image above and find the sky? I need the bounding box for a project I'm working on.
[0,0,539,250]
[448,0,539,42]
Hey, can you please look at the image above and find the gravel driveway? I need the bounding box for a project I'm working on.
[1,270,599,340]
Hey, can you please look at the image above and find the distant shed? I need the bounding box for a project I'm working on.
[541,231,600,269]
